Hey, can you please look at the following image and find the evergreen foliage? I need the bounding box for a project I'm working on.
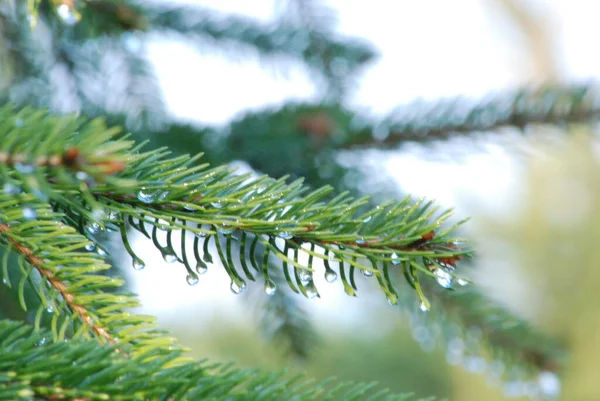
[0,319,425,400]
[0,0,591,399]
[0,103,467,335]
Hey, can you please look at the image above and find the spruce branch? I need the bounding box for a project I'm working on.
[60,33,168,130]
[0,104,470,309]
[345,84,600,148]
[410,283,566,383]
[26,0,374,88]
[0,2,62,108]
[1,2,165,127]
[126,105,566,381]
[183,102,568,378]
[0,2,575,399]
[176,84,600,173]
[0,219,114,345]
[140,1,375,80]
[0,194,175,355]
[0,2,40,80]
[0,319,429,401]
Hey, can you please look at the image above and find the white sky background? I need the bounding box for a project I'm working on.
[129,0,600,330]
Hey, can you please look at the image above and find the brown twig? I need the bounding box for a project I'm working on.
[0,147,126,175]
[0,223,115,346]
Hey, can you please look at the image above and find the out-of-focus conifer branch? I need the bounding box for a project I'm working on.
[345,84,599,148]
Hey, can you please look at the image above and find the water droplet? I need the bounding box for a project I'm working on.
[37,337,46,346]
[434,268,453,288]
[195,231,208,238]
[276,231,293,240]
[86,222,100,234]
[488,360,505,376]
[503,381,526,398]
[264,280,277,296]
[298,269,312,285]
[447,337,465,355]
[156,219,170,231]
[137,187,158,204]
[107,210,119,220]
[391,252,401,265]
[210,201,224,209]
[124,34,142,53]
[305,282,319,299]
[22,207,37,220]
[203,253,213,264]
[538,371,561,399]
[158,191,169,201]
[91,208,106,220]
[186,272,199,286]
[324,270,338,283]
[97,248,107,256]
[216,224,236,235]
[15,163,34,174]
[420,302,430,312]
[355,237,366,244]
[76,171,89,181]
[387,294,398,305]
[525,380,541,399]
[31,187,48,202]
[446,351,462,366]
[195,261,208,274]
[361,269,374,277]
[420,338,436,353]
[132,258,145,271]
[3,183,20,194]
[2,277,7,285]
[46,304,54,313]
[463,356,487,374]
[56,4,81,25]
[230,280,245,294]
[162,250,178,263]
[27,13,37,27]
[84,243,96,251]
[363,216,372,223]
[457,277,469,286]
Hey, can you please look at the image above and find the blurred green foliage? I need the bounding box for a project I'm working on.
[173,315,452,400]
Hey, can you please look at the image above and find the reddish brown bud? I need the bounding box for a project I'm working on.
[97,160,126,175]
[62,147,81,167]
[422,231,435,241]
[297,113,336,144]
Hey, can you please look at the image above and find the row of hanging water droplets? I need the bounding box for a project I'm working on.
[2,189,470,316]
[87,207,468,312]
[55,162,470,311]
